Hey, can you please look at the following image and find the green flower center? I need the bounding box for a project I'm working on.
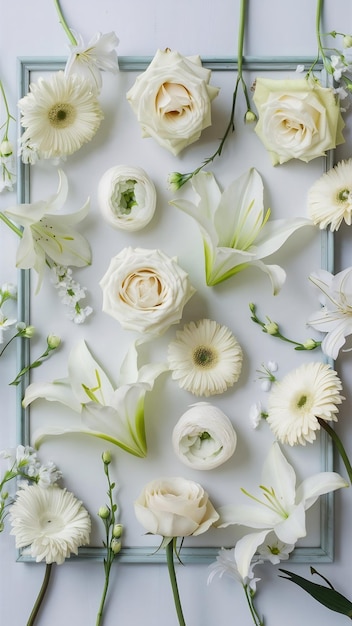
[200,431,211,440]
[48,103,76,128]
[337,188,352,204]
[193,345,218,369]
[297,395,307,408]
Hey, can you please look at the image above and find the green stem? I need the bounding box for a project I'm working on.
[166,539,186,626]
[27,563,53,626]
[0,212,23,238]
[96,560,112,626]
[243,584,264,626]
[170,0,249,189]
[53,0,77,46]
[0,81,15,140]
[318,418,352,485]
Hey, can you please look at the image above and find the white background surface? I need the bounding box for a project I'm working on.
[1,1,352,624]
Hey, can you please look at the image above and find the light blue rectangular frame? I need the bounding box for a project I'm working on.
[16,56,335,563]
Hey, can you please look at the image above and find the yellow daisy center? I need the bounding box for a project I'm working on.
[192,345,218,369]
[48,102,76,128]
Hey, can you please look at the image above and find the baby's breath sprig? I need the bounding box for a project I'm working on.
[96,451,123,626]
[249,303,321,351]
[306,0,352,93]
[168,0,256,191]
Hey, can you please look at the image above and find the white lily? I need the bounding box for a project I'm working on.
[216,441,348,579]
[170,169,312,293]
[308,267,352,359]
[23,339,167,457]
[5,170,91,293]
[65,31,119,93]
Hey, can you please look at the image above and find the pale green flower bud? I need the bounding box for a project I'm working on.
[113,523,123,538]
[102,450,111,465]
[303,338,319,350]
[343,34,352,48]
[47,334,61,349]
[168,172,184,191]
[98,506,110,519]
[245,110,257,123]
[264,321,279,335]
[22,325,35,338]
[111,538,122,554]
[0,140,13,157]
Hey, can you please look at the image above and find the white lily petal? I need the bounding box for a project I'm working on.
[82,403,146,457]
[261,441,296,508]
[216,504,281,529]
[169,197,219,248]
[68,340,114,405]
[253,217,313,259]
[321,320,352,359]
[215,168,264,248]
[37,218,92,267]
[274,502,306,543]
[23,380,81,412]
[234,530,270,580]
[6,200,48,227]
[205,244,254,286]
[250,260,286,295]
[297,472,349,510]
[15,226,38,269]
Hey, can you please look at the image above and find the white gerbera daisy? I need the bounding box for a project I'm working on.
[308,159,352,231]
[10,483,91,564]
[266,362,344,445]
[167,318,243,397]
[18,71,103,160]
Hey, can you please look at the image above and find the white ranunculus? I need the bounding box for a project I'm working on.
[98,165,156,231]
[99,247,195,335]
[134,476,219,537]
[172,403,237,470]
[253,77,345,165]
[126,48,219,156]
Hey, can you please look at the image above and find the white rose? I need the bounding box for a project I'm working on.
[126,48,219,156]
[134,476,219,537]
[99,247,195,335]
[172,402,237,470]
[98,165,157,231]
[253,77,345,165]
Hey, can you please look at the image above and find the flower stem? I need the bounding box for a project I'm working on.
[27,563,53,626]
[0,212,22,237]
[165,539,186,626]
[168,0,251,190]
[0,80,16,141]
[243,584,264,626]
[318,418,352,485]
[53,0,77,46]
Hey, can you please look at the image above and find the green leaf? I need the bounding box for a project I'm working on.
[279,569,352,618]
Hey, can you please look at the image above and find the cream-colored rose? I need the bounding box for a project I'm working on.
[134,476,219,537]
[253,77,345,165]
[98,165,157,231]
[126,48,219,156]
[172,402,237,470]
[99,247,195,335]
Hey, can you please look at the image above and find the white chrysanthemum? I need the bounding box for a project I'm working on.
[18,71,103,160]
[266,362,344,445]
[307,159,352,231]
[167,319,243,397]
[10,484,91,564]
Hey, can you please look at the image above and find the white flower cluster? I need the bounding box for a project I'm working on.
[51,265,93,324]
